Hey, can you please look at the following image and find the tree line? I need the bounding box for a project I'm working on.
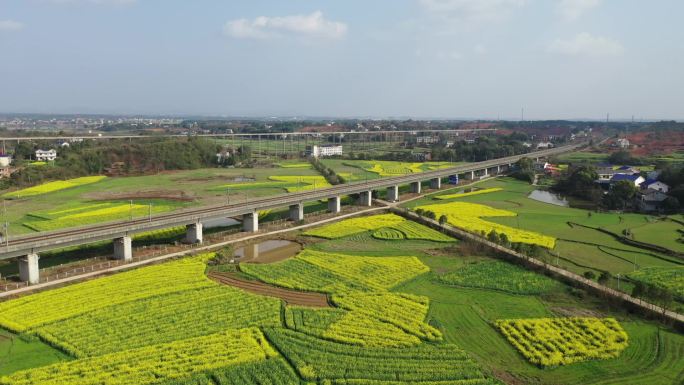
[5,138,220,188]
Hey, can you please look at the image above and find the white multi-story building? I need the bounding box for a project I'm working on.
[35,149,57,161]
[417,136,439,144]
[307,145,343,158]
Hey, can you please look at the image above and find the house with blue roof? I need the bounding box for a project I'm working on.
[610,173,645,187]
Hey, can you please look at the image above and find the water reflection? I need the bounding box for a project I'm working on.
[527,190,569,207]
[234,240,301,264]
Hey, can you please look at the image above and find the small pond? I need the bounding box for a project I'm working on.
[527,190,569,207]
[234,240,301,264]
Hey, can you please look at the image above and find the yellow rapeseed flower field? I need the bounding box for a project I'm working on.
[24,202,178,232]
[304,213,406,239]
[3,176,106,199]
[0,328,275,385]
[0,255,215,332]
[268,175,331,192]
[359,161,452,177]
[416,201,556,248]
[495,317,629,367]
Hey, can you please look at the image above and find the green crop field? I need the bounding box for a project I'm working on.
[627,267,684,300]
[402,177,684,304]
[555,151,609,164]
[0,214,682,385]
[397,266,684,385]
[438,260,561,294]
[0,329,70,376]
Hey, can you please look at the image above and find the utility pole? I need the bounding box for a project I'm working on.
[148,204,152,222]
[129,200,133,220]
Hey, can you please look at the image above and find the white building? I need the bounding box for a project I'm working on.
[616,138,630,148]
[308,145,343,158]
[596,166,617,182]
[0,155,11,168]
[417,136,439,145]
[35,149,57,162]
[641,180,669,193]
[536,142,554,149]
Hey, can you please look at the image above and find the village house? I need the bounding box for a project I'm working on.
[610,173,645,187]
[640,179,669,193]
[636,189,669,212]
[35,149,57,162]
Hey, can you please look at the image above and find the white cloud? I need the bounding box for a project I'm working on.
[223,11,347,40]
[474,44,487,55]
[547,32,624,57]
[418,0,527,23]
[0,20,24,31]
[557,0,601,21]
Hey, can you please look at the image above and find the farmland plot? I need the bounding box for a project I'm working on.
[3,176,106,199]
[303,213,406,239]
[416,201,556,248]
[0,328,275,385]
[495,317,629,367]
[438,260,559,295]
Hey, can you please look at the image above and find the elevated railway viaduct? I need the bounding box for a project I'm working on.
[2,143,585,284]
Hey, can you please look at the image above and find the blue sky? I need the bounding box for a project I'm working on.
[0,0,682,120]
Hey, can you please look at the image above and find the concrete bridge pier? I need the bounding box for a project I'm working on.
[496,165,501,174]
[328,196,341,213]
[185,222,203,244]
[113,236,132,261]
[410,181,421,194]
[357,191,372,207]
[387,185,399,202]
[430,177,441,190]
[289,203,304,221]
[243,212,259,232]
[18,253,40,285]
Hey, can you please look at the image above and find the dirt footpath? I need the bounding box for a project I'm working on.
[208,272,330,307]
